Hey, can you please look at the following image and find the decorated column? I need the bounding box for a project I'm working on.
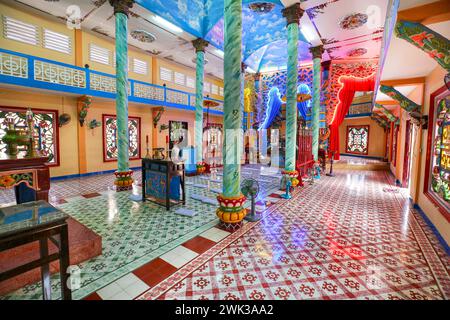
[110,0,134,191]
[309,45,324,161]
[216,0,246,229]
[281,4,303,182]
[192,38,209,170]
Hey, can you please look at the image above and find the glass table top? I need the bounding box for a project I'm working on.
[0,200,68,238]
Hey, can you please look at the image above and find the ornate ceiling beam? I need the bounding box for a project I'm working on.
[395,20,450,71]
[371,113,389,129]
[379,84,421,113]
[380,77,425,87]
[374,103,399,124]
[397,0,450,25]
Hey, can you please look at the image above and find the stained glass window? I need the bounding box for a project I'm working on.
[427,89,449,212]
[0,107,59,166]
[102,114,141,162]
[346,125,369,155]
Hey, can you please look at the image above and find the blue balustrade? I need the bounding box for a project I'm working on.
[0,48,224,115]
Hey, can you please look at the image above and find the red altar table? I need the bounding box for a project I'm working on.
[0,153,50,202]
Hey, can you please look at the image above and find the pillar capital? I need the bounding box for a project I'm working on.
[241,62,247,73]
[309,45,324,59]
[282,3,304,26]
[192,38,209,53]
[109,0,134,16]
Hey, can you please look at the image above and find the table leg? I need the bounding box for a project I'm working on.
[39,238,51,300]
[59,223,72,300]
[166,175,170,210]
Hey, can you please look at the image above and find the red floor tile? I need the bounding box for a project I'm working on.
[83,292,102,300]
[182,236,216,254]
[82,192,102,199]
[133,258,178,287]
[268,193,282,198]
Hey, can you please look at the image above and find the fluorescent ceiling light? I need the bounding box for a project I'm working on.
[301,26,315,43]
[245,66,256,73]
[259,65,286,73]
[153,16,183,33]
[215,49,224,58]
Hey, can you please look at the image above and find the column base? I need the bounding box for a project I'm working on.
[216,194,247,226]
[114,170,134,192]
[219,220,243,232]
[280,170,299,189]
[196,162,206,175]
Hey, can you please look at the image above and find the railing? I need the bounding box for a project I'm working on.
[0,48,224,115]
[296,126,314,177]
[346,102,372,118]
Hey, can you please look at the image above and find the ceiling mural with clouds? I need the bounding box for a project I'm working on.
[14,0,394,78]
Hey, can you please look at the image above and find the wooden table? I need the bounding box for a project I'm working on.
[0,200,71,300]
[142,158,186,210]
[0,153,50,203]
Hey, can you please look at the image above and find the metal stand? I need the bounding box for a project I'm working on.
[281,179,292,199]
[326,151,335,177]
[244,194,261,222]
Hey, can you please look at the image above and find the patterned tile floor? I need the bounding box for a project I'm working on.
[136,169,449,300]
[337,156,385,165]
[0,165,281,300]
[1,165,449,300]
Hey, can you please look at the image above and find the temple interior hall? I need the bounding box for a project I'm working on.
[0,0,449,301]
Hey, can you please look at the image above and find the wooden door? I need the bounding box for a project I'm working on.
[402,120,412,188]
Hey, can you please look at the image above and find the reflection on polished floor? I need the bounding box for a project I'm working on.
[0,165,282,300]
[2,166,448,300]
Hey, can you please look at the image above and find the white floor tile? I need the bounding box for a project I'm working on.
[97,282,122,300]
[108,290,133,300]
[64,195,85,203]
[160,246,198,268]
[200,227,230,242]
[114,273,141,290]
[123,279,150,298]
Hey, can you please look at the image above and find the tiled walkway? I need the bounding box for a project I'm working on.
[1,167,449,300]
[0,166,282,300]
[134,169,449,300]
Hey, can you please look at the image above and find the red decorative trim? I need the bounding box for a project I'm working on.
[423,85,450,222]
[0,105,60,167]
[345,125,369,155]
[102,114,142,163]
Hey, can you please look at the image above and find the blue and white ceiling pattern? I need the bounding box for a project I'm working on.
[137,0,390,72]
[15,0,391,76]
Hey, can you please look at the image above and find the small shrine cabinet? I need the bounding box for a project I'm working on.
[141,158,186,210]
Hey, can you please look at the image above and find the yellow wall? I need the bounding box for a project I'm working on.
[412,66,449,244]
[81,31,153,83]
[154,58,223,100]
[82,100,153,173]
[0,88,79,177]
[153,108,223,150]
[0,87,222,178]
[0,2,75,65]
[0,2,223,94]
[339,117,387,158]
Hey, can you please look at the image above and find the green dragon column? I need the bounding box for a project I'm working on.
[192,39,209,167]
[216,0,246,229]
[241,63,246,130]
[309,45,324,161]
[282,4,303,173]
[110,0,134,191]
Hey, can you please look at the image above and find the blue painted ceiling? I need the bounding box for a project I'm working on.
[136,0,310,72]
